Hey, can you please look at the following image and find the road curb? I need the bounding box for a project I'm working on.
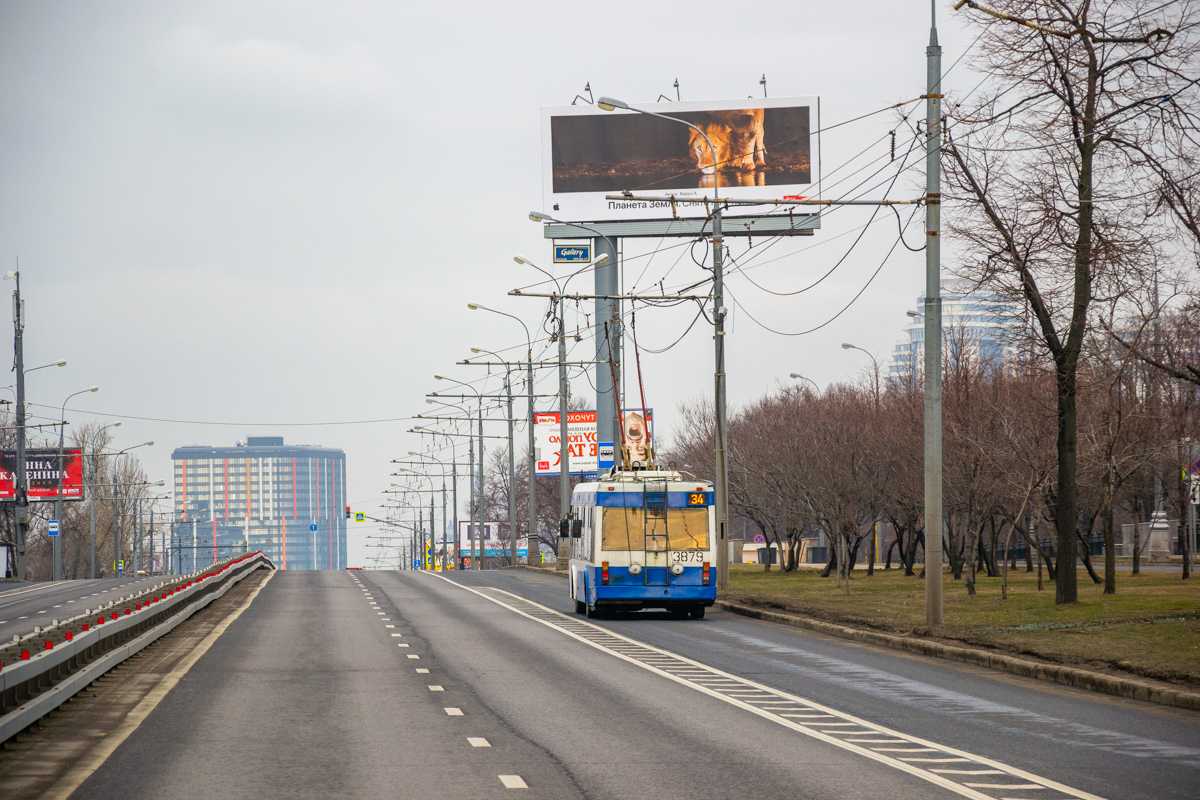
[716,600,1200,712]
[513,565,1199,711]
[511,565,567,577]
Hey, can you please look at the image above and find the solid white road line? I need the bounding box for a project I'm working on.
[428,574,1106,800]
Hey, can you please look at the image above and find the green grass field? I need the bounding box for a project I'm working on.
[726,564,1200,686]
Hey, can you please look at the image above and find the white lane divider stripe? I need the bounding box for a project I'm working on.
[425,573,1105,800]
[444,707,463,716]
[499,775,527,789]
[468,737,491,747]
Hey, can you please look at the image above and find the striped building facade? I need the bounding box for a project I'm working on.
[172,437,347,570]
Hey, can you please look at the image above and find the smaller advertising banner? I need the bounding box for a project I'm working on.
[534,409,653,477]
[457,521,527,557]
[0,449,85,502]
[553,244,591,263]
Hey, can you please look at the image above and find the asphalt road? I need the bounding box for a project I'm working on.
[71,569,1200,799]
[0,577,163,640]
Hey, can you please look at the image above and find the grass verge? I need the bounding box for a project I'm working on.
[727,564,1200,687]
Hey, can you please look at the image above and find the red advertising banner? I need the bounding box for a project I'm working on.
[0,449,85,502]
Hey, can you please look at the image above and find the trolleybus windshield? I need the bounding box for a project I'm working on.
[601,507,709,551]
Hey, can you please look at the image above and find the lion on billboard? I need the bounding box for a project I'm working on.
[688,109,766,175]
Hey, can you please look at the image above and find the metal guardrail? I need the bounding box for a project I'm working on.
[0,551,275,744]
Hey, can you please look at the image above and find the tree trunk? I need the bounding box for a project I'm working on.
[1104,489,1113,594]
[1055,370,1080,604]
[905,530,922,577]
[820,543,836,578]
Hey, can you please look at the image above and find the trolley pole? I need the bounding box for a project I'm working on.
[923,0,944,626]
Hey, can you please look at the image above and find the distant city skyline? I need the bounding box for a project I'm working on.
[889,278,1025,382]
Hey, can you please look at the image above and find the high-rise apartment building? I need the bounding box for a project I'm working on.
[889,279,1024,382]
[172,437,347,570]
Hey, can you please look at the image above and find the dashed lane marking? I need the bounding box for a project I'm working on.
[408,654,420,659]
[469,737,491,747]
[397,643,409,648]
[499,775,528,789]
[429,685,444,692]
[386,624,395,628]
[428,575,1105,800]
[445,707,463,716]
[416,668,430,674]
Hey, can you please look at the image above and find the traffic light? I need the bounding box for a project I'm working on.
[345,506,351,520]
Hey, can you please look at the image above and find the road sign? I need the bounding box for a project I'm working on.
[310,523,318,531]
[355,512,366,522]
[116,559,125,573]
[753,534,765,543]
[553,244,591,263]
[48,520,59,536]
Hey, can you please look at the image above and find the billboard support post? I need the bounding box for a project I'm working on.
[594,235,620,478]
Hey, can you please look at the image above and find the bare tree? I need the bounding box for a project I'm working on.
[945,0,1200,603]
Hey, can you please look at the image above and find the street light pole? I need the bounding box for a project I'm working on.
[466,304,539,566]
[55,386,98,580]
[595,97,729,590]
[512,254,608,570]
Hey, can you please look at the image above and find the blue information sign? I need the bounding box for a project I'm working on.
[48,520,59,537]
[553,244,591,263]
[310,523,318,531]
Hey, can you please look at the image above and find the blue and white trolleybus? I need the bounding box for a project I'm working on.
[568,469,715,619]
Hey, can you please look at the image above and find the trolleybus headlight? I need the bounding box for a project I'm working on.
[670,563,685,576]
[628,563,642,576]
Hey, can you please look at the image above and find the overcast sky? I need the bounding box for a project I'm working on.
[0,1,973,567]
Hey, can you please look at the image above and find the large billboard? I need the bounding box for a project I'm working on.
[542,97,819,222]
[535,409,653,477]
[0,448,85,502]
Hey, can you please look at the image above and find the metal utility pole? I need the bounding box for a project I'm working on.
[476,405,484,569]
[924,0,944,626]
[441,474,447,570]
[89,449,97,578]
[134,501,141,575]
[468,437,475,570]
[713,200,730,591]
[505,371,517,567]
[557,299,570,570]
[112,476,120,575]
[11,271,28,580]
